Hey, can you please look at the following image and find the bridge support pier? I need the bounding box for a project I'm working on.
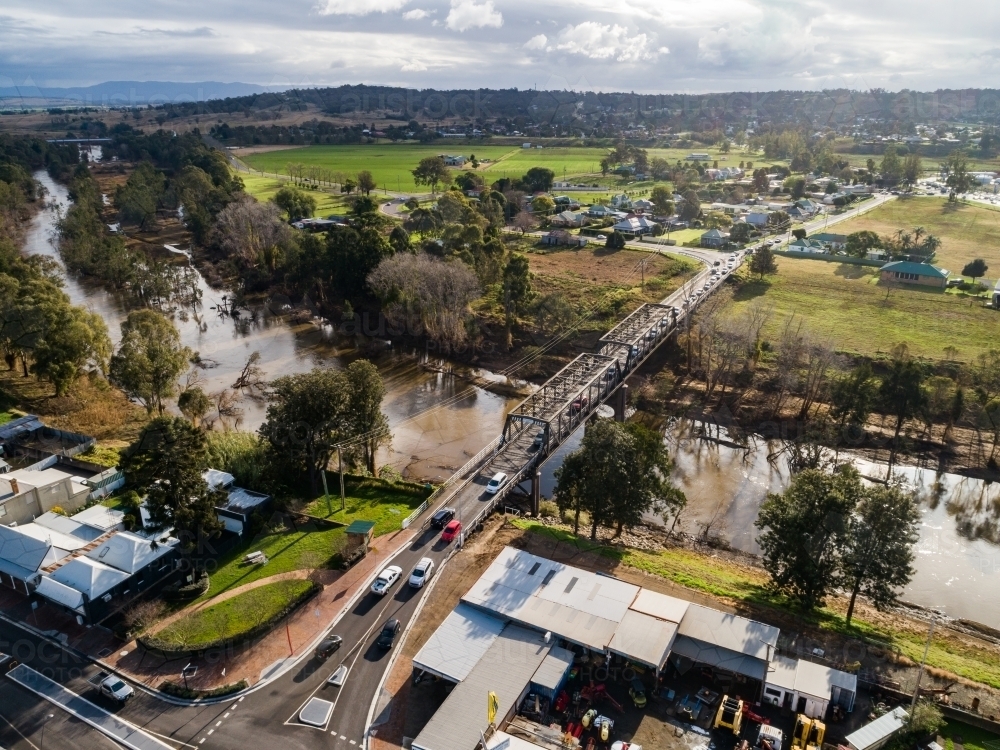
[613,384,629,422]
[531,471,541,517]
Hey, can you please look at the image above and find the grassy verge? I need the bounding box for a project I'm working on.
[512,520,1000,690]
[303,476,432,535]
[939,719,1000,750]
[0,411,12,425]
[156,579,314,648]
[198,521,346,603]
[725,259,996,361]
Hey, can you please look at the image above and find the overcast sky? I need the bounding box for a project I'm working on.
[3,0,1000,94]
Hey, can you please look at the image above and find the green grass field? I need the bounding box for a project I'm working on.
[157,579,315,648]
[0,412,12,425]
[240,174,353,216]
[242,144,514,194]
[727,258,996,362]
[830,196,1000,277]
[303,476,432,535]
[197,521,346,603]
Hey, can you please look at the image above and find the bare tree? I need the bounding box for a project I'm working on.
[367,254,481,351]
[512,210,540,235]
[797,338,835,419]
[213,196,291,273]
[232,350,266,398]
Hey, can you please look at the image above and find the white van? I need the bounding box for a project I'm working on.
[485,472,508,494]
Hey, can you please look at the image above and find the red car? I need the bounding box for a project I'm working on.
[441,519,462,542]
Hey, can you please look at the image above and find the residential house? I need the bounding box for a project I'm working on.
[585,204,625,220]
[0,467,93,526]
[745,212,770,228]
[550,210,588,228]
[439,154,467,166]
[612,216,660,237]
[787,238,828,254]
[631,198,654,212]
[610,194,633,210]
[810,233,848,251]
[794,199,821,216]
[541,230,588,247]
[879,261,950,288]
[700,228,730,248]
[204,469,273,536]
[685,153,710,161]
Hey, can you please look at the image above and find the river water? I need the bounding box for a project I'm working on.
[25,170,522,481]
[26,170,999,627]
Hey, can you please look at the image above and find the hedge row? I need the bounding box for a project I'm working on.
[159,679,249,700]
[138,580,320,657]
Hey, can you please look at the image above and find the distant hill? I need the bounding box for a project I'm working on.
[0,80,291,107]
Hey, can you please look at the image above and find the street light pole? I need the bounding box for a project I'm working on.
[40,713,54,750]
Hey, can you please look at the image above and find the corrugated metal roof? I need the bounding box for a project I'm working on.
[0,524,65,574]
[793,658,858,701]
[765,654,798,692]
[35,575,85,612]
[50,557,129,599]
[86,531,176,574]
[530,646,574,692]
[412,626,551,750]
[629,589,689,623]
[16,522,92,552]
[460,547,638,651]
[35,512,106,543]
[670,635,768,681]
[71,504,124,531]
[412,602,506,683]
[608,609,678,669]
[879,261,948,278]
[677,604,778,661]
[846,707,908,750]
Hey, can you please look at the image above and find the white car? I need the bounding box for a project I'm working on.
[485,472,508,494]
[409,557,435,588]
[100,676,134,703]
[371,565,403,596]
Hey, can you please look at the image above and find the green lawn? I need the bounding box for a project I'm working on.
[198,521,346,603]
[830,196,1000,276]
[513,521,1000,691]
[156,579,315,648]
[938,719,1000,750]
[0,411,12,425]
[303,476,432,536]
[241,174,354,216]
[242,144,514,194]
[78,444,121,468]
[726,259,996,362]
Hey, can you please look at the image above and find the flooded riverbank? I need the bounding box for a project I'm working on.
[24,170,524,480]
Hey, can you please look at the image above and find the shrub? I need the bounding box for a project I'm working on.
[158,680,248,700]
[206,431,268,490]
[162,571,209,602]
[538,500,559,518]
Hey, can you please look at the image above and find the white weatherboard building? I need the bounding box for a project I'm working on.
[412,548,854,750]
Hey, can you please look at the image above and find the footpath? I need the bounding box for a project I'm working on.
[0,526,418,696]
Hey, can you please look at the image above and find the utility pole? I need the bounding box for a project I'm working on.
[338,446,346,511]
[910,615,937,712]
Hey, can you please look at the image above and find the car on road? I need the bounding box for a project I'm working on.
[376,619,401,649]
[371,565,403,596]
[485,472,508,494]
[431,507,456,529]
[100,676,134,703]
[532,430,546,451]
[441,519,462,543]
[409,557,435,588]
[713,260,721,266]
[571,396,589,412]
[316,634,343,659]
[596,234,607,240]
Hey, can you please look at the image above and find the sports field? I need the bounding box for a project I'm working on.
[831,196,1000,275]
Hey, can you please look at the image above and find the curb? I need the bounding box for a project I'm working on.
[0,529,420,708]
[363,543,462,750]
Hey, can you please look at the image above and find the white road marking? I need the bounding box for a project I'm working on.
[208,730,214,735]
[223,713,230,719]
[216,721,222,727]
[340,736,347,740]
[350,740,357,745]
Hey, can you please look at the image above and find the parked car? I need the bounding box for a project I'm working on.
[485,472,508,494]
[100,676,134,703]
[571,396,589,412]
[409,557,435,588]
[431,507,456,528]
[596,234,607,240]
[376,619,401,649]
[371,565,403,596]
[441,519,462,542]
[531,431,546,451]
[316,634,343,659]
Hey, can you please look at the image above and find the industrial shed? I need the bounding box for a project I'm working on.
[764,655,857,718]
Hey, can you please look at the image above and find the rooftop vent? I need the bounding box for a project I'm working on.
[528,562,541,575]
[564,577,578,593]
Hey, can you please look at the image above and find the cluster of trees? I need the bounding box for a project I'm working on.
[0,144,112,397]
[843,227,940,261]
[554,420,685,538]
[756,464,920,624]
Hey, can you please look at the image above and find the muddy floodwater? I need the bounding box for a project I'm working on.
[27,170,1000,628]
[25,170,523,481]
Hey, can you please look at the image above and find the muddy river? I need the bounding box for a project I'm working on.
[26,169,1000,627]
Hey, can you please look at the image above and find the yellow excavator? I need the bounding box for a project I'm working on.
[791,715,826,750]
[713,696,744,735]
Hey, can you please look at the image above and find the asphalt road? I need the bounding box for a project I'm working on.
[0,520,457,750]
